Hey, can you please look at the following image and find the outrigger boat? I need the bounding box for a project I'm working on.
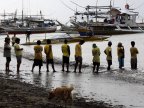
[70,3,144,36]
[0,11,57,35]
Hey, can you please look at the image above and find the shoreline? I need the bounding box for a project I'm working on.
[0,76,115,108]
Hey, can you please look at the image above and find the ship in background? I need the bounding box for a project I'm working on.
[0,11,57,35]
[70,2,144,36]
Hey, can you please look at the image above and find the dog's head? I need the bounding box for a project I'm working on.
[48,91,55,99]
[69,86,74,92]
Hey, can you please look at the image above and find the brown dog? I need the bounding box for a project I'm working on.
[48,86,74,102]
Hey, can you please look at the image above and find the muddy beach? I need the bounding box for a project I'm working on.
[0,76,117,108]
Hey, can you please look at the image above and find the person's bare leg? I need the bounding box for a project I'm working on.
[93,65,96,72]
[39,65,41,74]
[5,63,8,71]
[46,62,49,72]
[62,62,64,71]
[66,63,69,72]
[7,62,10,71]
[79,62,82,73]
[96,64,100,73]
[74,62,78,72]
[17,63,20,73]
[52,63,56,72]
[31,64,35,72]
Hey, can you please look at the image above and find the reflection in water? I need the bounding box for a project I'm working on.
[44,72,53,89]
[5,71,9,76]
[32,73,42,86]
[60,72,71,86]
[16,73,21,80]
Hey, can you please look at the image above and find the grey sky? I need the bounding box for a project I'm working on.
[0,0,144,23]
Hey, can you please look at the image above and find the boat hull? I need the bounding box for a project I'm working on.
[79,30,144,36]
[0,27,57,34]
[78,26,144,36]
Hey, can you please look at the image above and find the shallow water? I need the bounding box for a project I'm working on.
[1,33,144,108]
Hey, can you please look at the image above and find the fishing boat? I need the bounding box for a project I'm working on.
[0,11,57,35]
[70,3,144,36]
[55,20,78,34]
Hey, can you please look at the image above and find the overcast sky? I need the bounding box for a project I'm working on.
[0,0,144,23]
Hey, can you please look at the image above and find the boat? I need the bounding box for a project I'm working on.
[55,20,78,34]
[70,3,144,36]
[22,35,109,45]
[0,11,57,35]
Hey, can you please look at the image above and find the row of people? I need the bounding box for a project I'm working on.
[3,37,139,73]
[30,39,139,73]
[93,41,138,73]
[94,41,138,73]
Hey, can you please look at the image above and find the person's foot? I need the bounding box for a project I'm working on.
[121,68,125,70]
[53,70,56,72]
[39,70,41,74]
[47,70,49,72]
[73,70,76,73]
[8,70,13,72]
[62,69,64,72]
[66,70,70,73]
[17,70,20,73]
[31,70,33,72]
[79,71,82,73]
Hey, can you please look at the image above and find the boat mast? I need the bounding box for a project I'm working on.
[29,0,31,17]
[109,0,112,20]
[4,10,5,21]
[22,0,24,26]
[95,0,98,22]
[113,0,115,7]
[86,6,90,25]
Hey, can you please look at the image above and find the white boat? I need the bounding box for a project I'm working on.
[0,11,57,34]
[70,3,144,36]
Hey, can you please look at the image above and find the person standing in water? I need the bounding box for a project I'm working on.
[44,39,56,72]
[3,37,11,72]
[74,40,85,73]
[14,38,23,73]
[104,41,112,70]
[26,31,31,43]
[117,42,125,69]
[130,41,139,70]
[92,43,100,73]
[12,34,17,46]
[61,39,70,72]
[32,40,43,73]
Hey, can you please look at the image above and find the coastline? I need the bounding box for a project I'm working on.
[0,74,115,108]
[0,48,114,108]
